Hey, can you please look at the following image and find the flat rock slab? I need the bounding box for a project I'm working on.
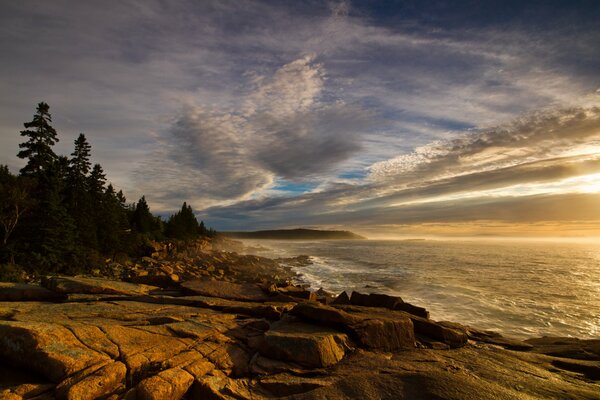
[524,337,600,360]
[0,321,112,382]
[42,276,159,296]
[0,283,67,302]
[181,279,271,302]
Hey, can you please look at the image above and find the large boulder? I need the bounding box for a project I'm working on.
[350,291,429,319]
[291,302,415,351]
[136,367,194,400]
[42,276,158,296]
[259,320,349,368]
[181,279,271,302]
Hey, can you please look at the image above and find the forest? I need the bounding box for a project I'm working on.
[0,102,216,280]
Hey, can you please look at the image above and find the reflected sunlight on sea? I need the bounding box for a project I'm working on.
[245,239,600,339]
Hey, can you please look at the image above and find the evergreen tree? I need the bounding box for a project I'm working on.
[97,184,131,257]
[66,135,95,250]
[23,161,77,272]
[131,196,156,234]
[70,134,92,178]
[17,102,59,176]
[165,202,199,240]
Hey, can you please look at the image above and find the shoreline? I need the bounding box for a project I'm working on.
[239,238,600,341]
[0,237,598,399]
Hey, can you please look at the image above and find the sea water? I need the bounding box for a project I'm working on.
[243,239,600,339]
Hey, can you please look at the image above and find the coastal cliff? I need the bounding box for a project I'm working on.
[0,238,598,399]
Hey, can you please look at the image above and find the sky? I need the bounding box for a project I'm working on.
[1,0,599,238]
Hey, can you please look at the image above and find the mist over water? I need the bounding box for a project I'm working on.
[245,239,600,339]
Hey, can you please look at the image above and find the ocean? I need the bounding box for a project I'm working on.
[242,239,600,339]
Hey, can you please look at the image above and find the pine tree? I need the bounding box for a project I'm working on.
[66,134,96,249]
[97,184,131,257]
[131,196,157,234]
[17,102,59,176]
[165,202,200,240]
[23,161,77,272]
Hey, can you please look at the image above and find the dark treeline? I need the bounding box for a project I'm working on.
[0,102,216,279]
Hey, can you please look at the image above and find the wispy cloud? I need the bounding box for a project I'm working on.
[137,55,373,208]
[0,1,598,234]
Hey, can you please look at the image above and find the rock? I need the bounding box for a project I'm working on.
[129,273,180,289]
[410,318,468,349]
[524,337,600,361]
[259,320,349,368]
[191,376,256,400]
[181,279,271,302]
[351,291,401,309]
[0,383,54,399]
[291,303,415,351]
[393,302,429,319]
[467,328,534,351]
[351,291,429,318]
[0,283,66,302]
[351,318,415,351]
[56,361,127,400]
[269,285,317,301]
[259,373,331,396]
[41,276,158,296]
[136,367,194,400]
[0,321,111,382]
[331,291,351,305]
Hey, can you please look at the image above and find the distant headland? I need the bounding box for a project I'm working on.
[224,228,366,240]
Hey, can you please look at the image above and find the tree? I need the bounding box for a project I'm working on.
[131,196,157,234]
[70,134,92,178]
[165,202,200,240]
[66,135,96,249]
[0,166,32,247]
[97,184,131,257]
[17,102,59,176]
[21,161,77,272]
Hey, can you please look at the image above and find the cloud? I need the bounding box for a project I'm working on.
[368,107,600,184]
[137,55,372,208]
[0,0,598,232]
[202,105,600,229]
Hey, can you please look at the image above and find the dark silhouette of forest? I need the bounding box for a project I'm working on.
[0,102,216,279]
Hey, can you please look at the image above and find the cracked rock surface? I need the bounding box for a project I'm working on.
[0,242,598,399]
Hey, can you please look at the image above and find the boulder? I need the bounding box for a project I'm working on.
[0,283,66,302]
[260,320,349,368]
[181,279,271,302]
[351,291,429,318]
[56,361,127,400]
[394,302,429,319]
[351,318,415,351]
[270,285,317,301]
[291,302,415,351]
[351,291,401,309]
[410,318,467,348]
[136,368,194,400]
[331,291,351,305]
[42,276,158,296]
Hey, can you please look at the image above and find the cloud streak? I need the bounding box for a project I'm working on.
[0,1,598,235]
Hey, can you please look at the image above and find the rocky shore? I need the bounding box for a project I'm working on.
[0,238,598,399]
